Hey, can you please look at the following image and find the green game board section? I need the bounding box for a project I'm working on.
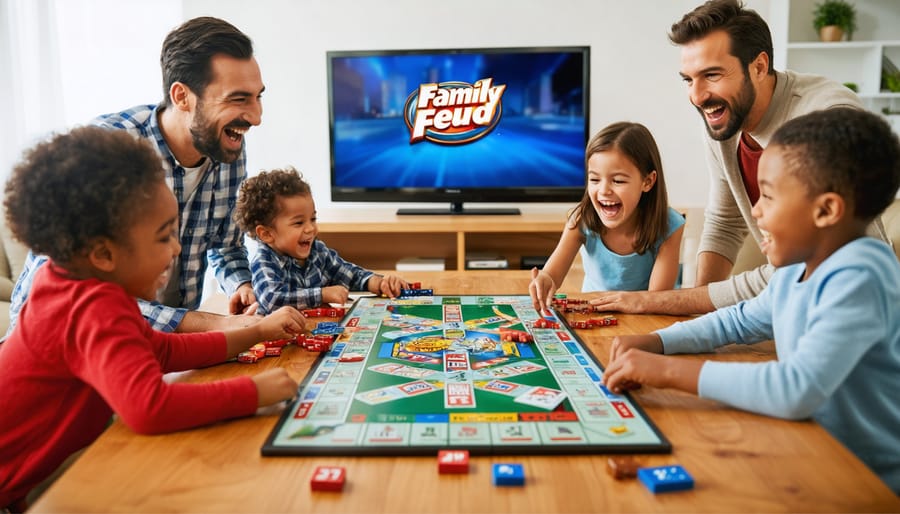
[261,295,671,456]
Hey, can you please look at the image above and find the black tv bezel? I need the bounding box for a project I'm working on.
[326,45,590,214]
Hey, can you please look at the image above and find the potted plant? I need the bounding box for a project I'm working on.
[813,0,857,42]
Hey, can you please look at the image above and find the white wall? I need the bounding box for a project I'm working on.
[180,0,773,211]
[2,0,777,210]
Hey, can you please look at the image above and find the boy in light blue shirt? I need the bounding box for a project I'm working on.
[602,107,900,493]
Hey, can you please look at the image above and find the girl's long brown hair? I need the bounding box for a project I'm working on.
[569,122,671,254]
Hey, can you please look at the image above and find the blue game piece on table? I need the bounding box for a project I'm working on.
[492,463,525,486]
[312,321,344,336]
[637,465,694,493]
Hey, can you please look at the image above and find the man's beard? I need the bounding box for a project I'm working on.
[189,105,246,163]
[698,73,756,141]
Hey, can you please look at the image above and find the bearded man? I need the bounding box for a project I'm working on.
[6,17,264,336]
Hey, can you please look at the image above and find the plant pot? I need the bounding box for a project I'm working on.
[819,25,844,42]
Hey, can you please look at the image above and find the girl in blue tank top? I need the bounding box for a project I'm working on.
[529,122,684,311]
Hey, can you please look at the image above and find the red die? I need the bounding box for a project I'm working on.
[310,466,346,492]
[437,450,470,474]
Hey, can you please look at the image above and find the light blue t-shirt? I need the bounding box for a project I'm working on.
[580,207,685,292]
[657,237,900,493]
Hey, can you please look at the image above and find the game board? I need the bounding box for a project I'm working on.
[261,295,671,456]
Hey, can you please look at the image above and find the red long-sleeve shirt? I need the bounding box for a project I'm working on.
[0,263,258,507]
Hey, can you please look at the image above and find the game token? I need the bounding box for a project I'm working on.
[308,342,331,352]
[437,450,469,474]
[262,338,290,348]
[606,456,640,480]
[310,466,346,492]
[637,465,694,493]
[492,463,525,486]
[338,353,365,362]
[236,351,258,363]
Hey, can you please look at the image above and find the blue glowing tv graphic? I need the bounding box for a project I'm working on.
[327,47,589,210]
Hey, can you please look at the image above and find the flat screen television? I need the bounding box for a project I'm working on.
[327,46,590,215]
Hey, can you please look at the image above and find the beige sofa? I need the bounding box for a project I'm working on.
[1,217,28,336]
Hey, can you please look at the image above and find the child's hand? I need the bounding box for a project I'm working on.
[608,334,664,362]
[529,267,556,311]
[252,368,298,407]
[321,285,350,305]
[229,283,258,315]
[604,335,665,392]
[257,306,307,340]
[372,274,407,298]
[603,334,701,395]
[602,347,666,394]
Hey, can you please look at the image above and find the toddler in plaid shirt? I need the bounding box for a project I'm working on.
[234,168,409,314]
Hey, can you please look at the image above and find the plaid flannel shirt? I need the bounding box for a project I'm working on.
[251,240,374,314]
[4,105,251,336]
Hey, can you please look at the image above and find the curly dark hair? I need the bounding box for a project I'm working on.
[669,0,774,76]
[770,107,900,221]
[234,167,312,239]
[4,127,165,264]
[160,17,253,107]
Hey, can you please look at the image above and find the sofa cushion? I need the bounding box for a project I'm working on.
[1,215,29,301]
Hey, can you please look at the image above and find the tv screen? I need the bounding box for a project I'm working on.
[327,46,590,214]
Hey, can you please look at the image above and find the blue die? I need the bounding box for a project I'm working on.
[637,464,694,493]
[492,463,525,486]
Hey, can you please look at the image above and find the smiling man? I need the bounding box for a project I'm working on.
[5,17,264,336]
[589,0,888,315]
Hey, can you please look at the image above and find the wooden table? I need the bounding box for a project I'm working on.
[30,272,900,513]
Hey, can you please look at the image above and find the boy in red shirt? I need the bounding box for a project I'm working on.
[0,127,306,510]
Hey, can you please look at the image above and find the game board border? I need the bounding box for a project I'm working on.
[261,295,672,457]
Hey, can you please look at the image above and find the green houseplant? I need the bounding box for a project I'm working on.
[812,0,857,41]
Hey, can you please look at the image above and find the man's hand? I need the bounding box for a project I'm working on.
[589,290,648,314]
[229,282,258,315]
[222,313,264,330]
[590,287,716,316]
[175,310,262,333]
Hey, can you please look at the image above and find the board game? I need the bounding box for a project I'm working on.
[261,295,671,456]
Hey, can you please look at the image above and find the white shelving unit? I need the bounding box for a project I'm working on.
[774,0,900,129]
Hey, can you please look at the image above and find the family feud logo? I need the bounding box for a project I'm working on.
[404,78,506,145]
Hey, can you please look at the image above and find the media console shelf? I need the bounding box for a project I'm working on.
[316,206,572,272]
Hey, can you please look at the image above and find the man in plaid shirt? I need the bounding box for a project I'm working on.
[4,17,263,336]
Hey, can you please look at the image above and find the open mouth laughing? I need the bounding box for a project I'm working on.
[701,102,727,126]
[598,200,623,218]
[759,228,772,253]
[224,125,248,144]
